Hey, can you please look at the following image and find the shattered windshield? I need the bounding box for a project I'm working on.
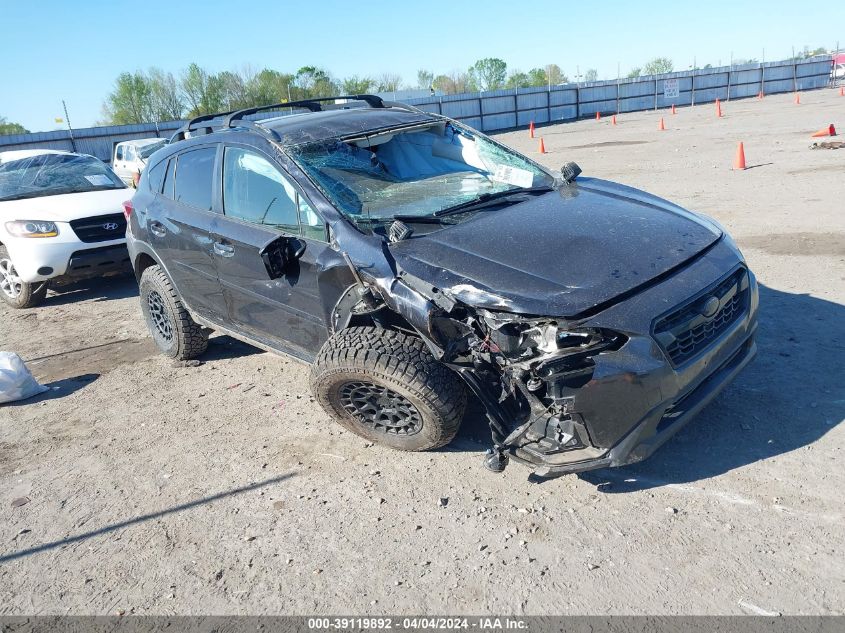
[0,153,126,202]
[288,122,555,228]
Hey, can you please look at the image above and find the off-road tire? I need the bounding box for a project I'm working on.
[0,245,48,309]
[139,264,208,360]
[310,327,466,451]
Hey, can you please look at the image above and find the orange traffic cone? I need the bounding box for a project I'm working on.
[596,111,601,121]
[529,121,535,138]
[538,138,546,154]
[840,87,844,97]
[733,142,746,170]
[716,99,723,117]
[658,117,666,131]
[612,115,617,126]
[758,91,764,99]
[671,104,676,115]
[811,124,837,138]
[794,92,801,104]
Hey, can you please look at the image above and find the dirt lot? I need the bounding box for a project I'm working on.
[1,89,843,616]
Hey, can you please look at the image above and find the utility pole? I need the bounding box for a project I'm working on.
[62,100,77,153]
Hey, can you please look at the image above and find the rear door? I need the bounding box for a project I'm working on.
[156,145,227,322]
[210,144,332,359]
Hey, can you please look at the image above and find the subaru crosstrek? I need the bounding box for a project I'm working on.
[126,95,758,476]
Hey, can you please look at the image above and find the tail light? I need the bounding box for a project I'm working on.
[122,200,133,221]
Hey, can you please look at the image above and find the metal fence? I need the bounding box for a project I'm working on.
[0,56,834,162]
[404,56,834,131]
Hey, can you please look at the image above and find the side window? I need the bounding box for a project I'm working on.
[222,147,299,233]
[146,159,167,194]
[299,197,326,242]
[115,145,124,161]
[125,146,136,162]
[174,147,216,211]
[161,157,175,199]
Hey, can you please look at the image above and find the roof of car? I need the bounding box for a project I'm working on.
[0,149,74,163]
[188,106,439,148]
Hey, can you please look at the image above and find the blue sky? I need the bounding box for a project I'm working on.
[1,0,840,132]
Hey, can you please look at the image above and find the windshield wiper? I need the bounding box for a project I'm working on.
[433,185,554,217]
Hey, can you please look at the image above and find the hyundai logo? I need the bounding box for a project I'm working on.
[103,222,119,231]
[700,296,721,318]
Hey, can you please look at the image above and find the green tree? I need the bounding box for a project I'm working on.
[526,68,548,87]
[342,75,375,94]
[469,57,507,91]
[545,63,567,84]
[0,116,29,135]
[147,68,184,120]
[103,71,153,124]
[505,70,529,89]
[180,63,225,117]
[295,66,336,98]
[642,57,674,75]
[584,68,598,82]
[417,69,434,90]
[433,71,476,95]
[626,67,642,78]
[247,69,294,105]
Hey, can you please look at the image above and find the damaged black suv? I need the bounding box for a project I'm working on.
[126,95,758,476]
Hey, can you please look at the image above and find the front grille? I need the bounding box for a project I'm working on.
[69,213,126,243]
[654,268,749,366]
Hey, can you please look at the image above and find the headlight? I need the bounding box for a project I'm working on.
[5,220,59,238]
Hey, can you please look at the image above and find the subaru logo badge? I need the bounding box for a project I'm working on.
[700,296,720,318]
[103,222,119,231]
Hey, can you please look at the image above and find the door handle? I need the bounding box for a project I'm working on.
[149,221,166,237]
[213,242,235,257]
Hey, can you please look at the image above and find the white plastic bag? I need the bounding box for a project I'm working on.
[0,352,48,404]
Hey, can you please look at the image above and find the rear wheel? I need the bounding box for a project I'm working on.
[139,264,208,360]
[0,245,48,309]
[310,327,466,451]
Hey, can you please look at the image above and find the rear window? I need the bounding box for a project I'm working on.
[174,148,216,211]
[0,153,126,202]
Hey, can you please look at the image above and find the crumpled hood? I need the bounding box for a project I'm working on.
[0,188,129,223]
[388,177,722,317]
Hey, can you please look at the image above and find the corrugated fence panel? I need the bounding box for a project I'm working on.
[1,56,833,151]
[481,95,516,115]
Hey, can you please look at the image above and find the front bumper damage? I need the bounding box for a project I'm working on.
[336,235,759,477]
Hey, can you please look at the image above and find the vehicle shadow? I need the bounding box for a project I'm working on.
[0,373,99,408]
[43,273,138,307]
[203,335,265,361]
[0,473,295,563]
[580,283,844,492]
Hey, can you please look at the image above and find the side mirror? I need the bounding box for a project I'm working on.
[560,161,582,183]
[260,235,306,280]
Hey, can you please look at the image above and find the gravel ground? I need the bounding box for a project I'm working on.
[1,89,843,616]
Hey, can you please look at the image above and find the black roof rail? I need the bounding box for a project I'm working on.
[222,94,388,128]
[170,110,237,142]
[170,95,424,144]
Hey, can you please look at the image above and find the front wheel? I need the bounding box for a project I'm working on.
[139,264,208,360]
[310,327,466,451]
[0,246,48,309]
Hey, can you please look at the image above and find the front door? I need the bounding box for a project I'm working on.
[210,145,332,359]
